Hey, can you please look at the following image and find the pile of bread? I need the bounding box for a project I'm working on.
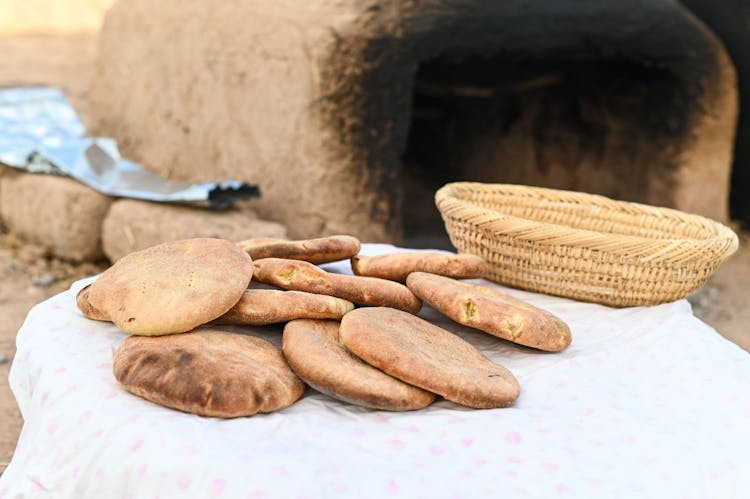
[76,236,572,417]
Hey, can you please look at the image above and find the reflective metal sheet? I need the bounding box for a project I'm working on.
[0,87,259,207]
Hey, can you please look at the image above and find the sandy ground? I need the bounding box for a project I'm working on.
[0,32,748,476]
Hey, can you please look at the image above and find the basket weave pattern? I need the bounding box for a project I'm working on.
[435,183,739,307]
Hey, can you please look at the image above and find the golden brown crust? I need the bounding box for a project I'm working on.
[253,258,422,314]
[216,289,354,325]
[406,272,572,352]
[350,252,488,282]
[75,285,109,321]
[113,328,305,418]
[282,319,435,411]
[235,237,287,253]
[88,238,253,336]
[237,235,361,264]
[339,308,519,409]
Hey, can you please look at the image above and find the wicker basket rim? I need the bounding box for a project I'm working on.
[435,182,739,261]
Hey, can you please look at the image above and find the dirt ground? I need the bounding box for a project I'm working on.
[0,31,748,476]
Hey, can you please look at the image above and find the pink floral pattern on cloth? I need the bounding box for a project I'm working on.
[1,244,749,498]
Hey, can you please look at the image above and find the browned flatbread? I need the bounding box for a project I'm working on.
[339,307,519,409]
[237,235,361,264]
[215,289,354,325]
[351,252,488,282]
[406,272,572,352]
[88,238,253,336]
[113,328,305,417]
[253,258,422,314]
[282,319,436,411]
[76,284,109,321]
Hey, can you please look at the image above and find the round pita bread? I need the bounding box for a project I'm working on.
[340,307,520,409]
[113,328,305,417]
[216,289,354,325]
[253,258,422,314]
[351,252,488,282]
[88,238,253,335]
[283,319,435,411]
[237,235,360,264]
[76,284,109,321]
[406,272,572,352]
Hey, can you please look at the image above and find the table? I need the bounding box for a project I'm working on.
[2,244,749,498]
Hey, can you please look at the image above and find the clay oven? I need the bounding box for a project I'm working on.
[90,0,737,244]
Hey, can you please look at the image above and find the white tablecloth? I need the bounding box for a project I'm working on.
[2,244,750,498]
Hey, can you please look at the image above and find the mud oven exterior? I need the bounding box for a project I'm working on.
[89,0,737,244]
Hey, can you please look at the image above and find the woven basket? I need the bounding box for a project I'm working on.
[435,182,739,307]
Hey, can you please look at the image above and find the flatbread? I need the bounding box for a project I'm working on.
[216,289,354,325]
[253,258,422,314]
[406,272,572,352]
[113,328,305,417]
[339,307,520,409]
[282,319,435,410]
[351,252,488,282]
[87,238,253,335]
[237,235,360,264]
[76,284,109,321]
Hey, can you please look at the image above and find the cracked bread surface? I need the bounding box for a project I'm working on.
[114,328,304,417]
[406,272,571,352]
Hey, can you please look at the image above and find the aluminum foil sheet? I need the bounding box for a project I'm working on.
[0,87,259,208]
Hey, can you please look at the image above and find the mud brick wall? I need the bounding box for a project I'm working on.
[89,0,738,242]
